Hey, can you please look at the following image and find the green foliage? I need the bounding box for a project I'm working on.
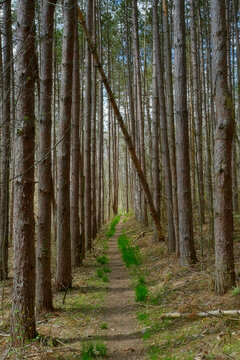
[97,255,109,265]
[137,311,149,323]
[100,322,108,330]
[106,215,120,237]
[232,287,240,295]
[96,269,109,283]
[102,266,111,273]
[118,234,140,267]
[81,341,107,359]
[135,277,148,302]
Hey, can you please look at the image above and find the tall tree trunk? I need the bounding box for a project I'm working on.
[152,19,161,241]
[91,1,97,238]
[84,0,93,250]
[173,0,197,265]
[162,0,179,255]
[56,0,75,291]
[211,0,235,294]
[36,0,56,312]
[132,0,148,225]
[0,0,12,280]
[12,0,37,342]
[153,0,175,252]
[189,0,205,225]
[71,7,81,267]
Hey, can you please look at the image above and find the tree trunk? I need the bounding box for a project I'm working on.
[71,7,81,267]
[153,0,175,252]
[84,0,93,251]
[210,0,235,294]
[0,0,12,280]
[12,0,37,342]
[56,0,75,291]
[162,0,179,255]
[173,0,197,265]
[36,0,56,312]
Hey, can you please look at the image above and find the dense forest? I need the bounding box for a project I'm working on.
[1,0,240,359]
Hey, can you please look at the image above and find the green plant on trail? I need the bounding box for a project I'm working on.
[96,269,109,282]
[81,341,107,359]
[100,322,108,329]
[106,215,120,237]
[102,266,111,273]
[135,277,148,302]
[118,233,140,267]
[97,255,109,265]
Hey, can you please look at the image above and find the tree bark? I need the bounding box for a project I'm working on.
[56,0,75,291]
[71,7,81,267]
[84,0,93,251]
[153,0,175,251]
[211,0,235,294]
[12,0,37,342]
[173,0,197,265]
[0,0,12,280]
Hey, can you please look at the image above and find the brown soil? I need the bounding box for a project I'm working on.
[102,222,145,359]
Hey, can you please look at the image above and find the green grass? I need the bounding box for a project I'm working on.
[106,215,120,237]
[118,233,140,267]
[100,322,108,330]
[135,277,148,302]
[81,341,107,359]
[97,255,109,265]
[96,269,109,282]
[232,286,240,295]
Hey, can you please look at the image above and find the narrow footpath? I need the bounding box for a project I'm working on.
[103,222,145,359]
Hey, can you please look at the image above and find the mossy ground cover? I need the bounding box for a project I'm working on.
[0,219,119,359]
[123,214,240,360]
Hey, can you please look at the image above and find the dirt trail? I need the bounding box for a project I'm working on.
[103,222,145,359]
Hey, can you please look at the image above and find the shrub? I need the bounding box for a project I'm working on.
[135,277,148,302]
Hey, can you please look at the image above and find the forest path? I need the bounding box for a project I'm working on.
[103,221,146,359]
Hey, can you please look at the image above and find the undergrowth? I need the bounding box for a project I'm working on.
[81,341,107,359]
[117,233,140,267]
[135,276,148,302]
[106,215,120,237]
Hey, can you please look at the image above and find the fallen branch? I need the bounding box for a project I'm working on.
[160,309,240,319]
[77,6,164,242]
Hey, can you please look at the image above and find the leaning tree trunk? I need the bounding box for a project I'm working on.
[211,0,235,295]
[36,0,56,313]
[78,6,164,241]
[12,0,37,342]
[0,0,12,280]
[173,0,197,266]
[56,0,75,291]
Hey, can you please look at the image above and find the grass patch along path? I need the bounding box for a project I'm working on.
[102,218,145,359]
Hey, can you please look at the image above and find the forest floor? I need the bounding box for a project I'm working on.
[1,214,240,359]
